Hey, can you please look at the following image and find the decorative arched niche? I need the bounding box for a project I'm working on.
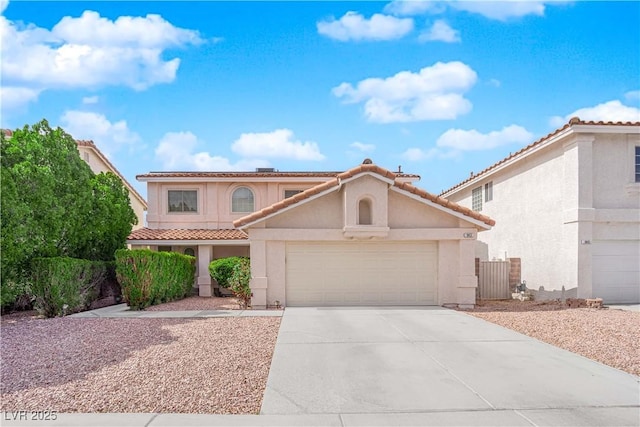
[358,198,373,225]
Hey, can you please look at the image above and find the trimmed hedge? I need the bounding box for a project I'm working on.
[115,249,196,310]
[208,257,246,289]
[31,257,111,317]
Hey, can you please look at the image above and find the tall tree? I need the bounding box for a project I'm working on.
[1,120,137,289]
[79,172,138,261]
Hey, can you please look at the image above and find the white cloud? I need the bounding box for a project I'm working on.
[384,1,443,16]
[418,19,460,43]
[231,129,325,161]
[0,86,41,112]
[385,0,562,21]
[317,11,413,41]
[82,95,99,104]
[436,124,533,151]
[155,131,270,171]
[624,90,640,101]
[333,61,477,123]
[60,110,140,157]
[1,10,202,114]
[549,100,640,127]
[401,147,439,161]
[449,1,547,21]
[487,78,501,88]
[350,142,376,152]
[1,0,8,14]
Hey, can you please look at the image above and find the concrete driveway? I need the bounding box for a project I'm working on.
[261,307,639,425]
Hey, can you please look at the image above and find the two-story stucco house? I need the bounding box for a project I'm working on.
[76,140,147,230]
[442,118,640,304]
[128,161,495,309]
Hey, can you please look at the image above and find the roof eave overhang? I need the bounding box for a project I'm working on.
[442,126,575,198]
[126,239,248,246]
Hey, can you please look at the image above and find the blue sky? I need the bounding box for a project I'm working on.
[2,1,639,198]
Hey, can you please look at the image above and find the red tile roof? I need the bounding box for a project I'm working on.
[233,162,495,228]
[136,171,421,179]
[440,118,640,196]
[128,228,248,241]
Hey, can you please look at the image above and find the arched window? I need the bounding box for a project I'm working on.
[184,248,195,257]
[358,198,372,225]
[232,187,254,213]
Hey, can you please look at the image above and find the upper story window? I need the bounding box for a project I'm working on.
[284,189,303,199]
[484,181,493,202]
[635,146,640,182]
[168,190,197,213]
[232,187,254,213]
[472,186,483,212]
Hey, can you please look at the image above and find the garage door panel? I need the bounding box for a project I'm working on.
[286,241,437,306]
[592,240,640,304]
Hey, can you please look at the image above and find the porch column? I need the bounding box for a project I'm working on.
[457,238,478,308]
[197,245,212,297]
[249,239,267,309]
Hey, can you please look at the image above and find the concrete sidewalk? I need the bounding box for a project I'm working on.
[68,303,283,318]
[3,407,639,426]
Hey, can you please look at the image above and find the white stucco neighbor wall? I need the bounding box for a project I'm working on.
[444,126,640,303]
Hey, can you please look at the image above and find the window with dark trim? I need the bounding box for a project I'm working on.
[472,186,483,211]
[284,189,303,199]
[168,190,197,213]
[484,181,493,202]
[635,146,640,183]
[158,246,172,252]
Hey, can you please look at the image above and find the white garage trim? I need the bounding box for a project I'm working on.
[285,241,437,306]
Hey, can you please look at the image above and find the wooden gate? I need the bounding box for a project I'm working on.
[478,260,510,300]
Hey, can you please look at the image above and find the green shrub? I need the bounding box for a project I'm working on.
[208,257,246,288]
[229,257,252,308]
[115,249,195,310]
[30,257,108,317]
[1,281,33,314]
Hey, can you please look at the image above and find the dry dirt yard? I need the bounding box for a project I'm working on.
[458,300,640,376]
[1,310,280,413]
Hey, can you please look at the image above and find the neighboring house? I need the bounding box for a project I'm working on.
[76,140,147,230]
[128,162,495,308]
[1,129,147,230]
[442,118,640,304]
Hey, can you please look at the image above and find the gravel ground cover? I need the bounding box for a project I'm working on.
[459,300,640,376]
[1,315,280,413]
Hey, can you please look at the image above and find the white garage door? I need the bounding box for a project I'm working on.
[285,241,437,306]
[592,240,640,304]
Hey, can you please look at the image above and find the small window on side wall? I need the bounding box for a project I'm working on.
[284,189,303,199]
[158,246,172,252]
[472,187,483,212]
[232,187,254,213]
[635,146,640,183]
[484,181,493,202]
[168,190,197,213]
[358,199,372,225]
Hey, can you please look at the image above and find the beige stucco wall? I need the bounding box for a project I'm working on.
[247,176,482,308]
[146,180,328,229]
